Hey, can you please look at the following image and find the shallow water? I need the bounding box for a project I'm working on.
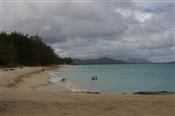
[50,64,175,93]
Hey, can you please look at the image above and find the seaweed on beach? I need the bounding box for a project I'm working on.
[134,91,174,95]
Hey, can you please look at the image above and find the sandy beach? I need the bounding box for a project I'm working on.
[0,66,174,116]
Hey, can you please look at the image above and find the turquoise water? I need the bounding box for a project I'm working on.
[54,64,175,93]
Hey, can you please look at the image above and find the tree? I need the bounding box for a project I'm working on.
[0,32,72,66]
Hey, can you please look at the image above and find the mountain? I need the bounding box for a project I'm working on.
[164,61,175,64]
[73,57,126,64]
[169,61,175,64]
[124,58,151,64]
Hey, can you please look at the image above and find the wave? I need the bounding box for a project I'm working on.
[48,73,60,83]
[48,72,86,92]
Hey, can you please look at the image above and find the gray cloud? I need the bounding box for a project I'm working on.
[2,0,175,62]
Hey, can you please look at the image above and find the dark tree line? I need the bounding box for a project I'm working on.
[0,32,72,66]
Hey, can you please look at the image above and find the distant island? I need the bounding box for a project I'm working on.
[166,61,175,64]
[73,57,154,65]
[73,57,175,64]
[124,58,152,64]
[73,57,126,65]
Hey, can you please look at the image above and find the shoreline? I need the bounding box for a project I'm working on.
[1,65,174,94]
[44,66,174,95]
[0,66,175,116]
[0,65,72,91]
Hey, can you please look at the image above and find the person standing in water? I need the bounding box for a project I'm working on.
[92,76,98,80]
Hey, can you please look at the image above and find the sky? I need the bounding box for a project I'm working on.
[0,0,175,62]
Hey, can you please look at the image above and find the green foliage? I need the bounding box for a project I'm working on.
[63,57,73,64]
[0,32,72,66]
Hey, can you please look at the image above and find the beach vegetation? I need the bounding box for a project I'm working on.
[0,31,73,66]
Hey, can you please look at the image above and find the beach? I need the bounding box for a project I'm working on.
[0,66,174,116]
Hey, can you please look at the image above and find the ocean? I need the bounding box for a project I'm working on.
[48,64,175,93]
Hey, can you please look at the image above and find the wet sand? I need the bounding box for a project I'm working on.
[0,66,174,116]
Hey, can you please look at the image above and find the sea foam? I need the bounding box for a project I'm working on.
[48,72,85,92]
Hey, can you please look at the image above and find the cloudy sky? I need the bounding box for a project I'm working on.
[1,0,175,62]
